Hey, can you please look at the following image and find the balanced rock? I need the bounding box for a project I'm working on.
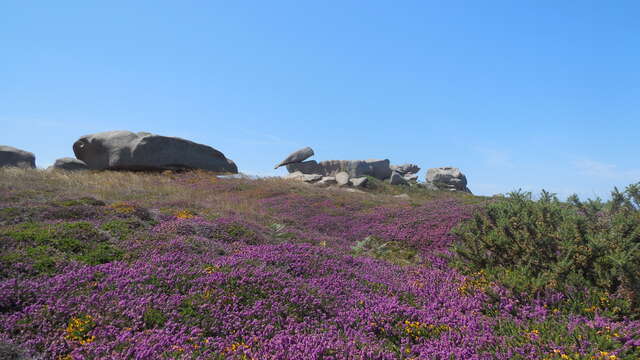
[73,131,237,173]
[425,167,470,192]
[51,157,89,171]
[274,147,314,169]
[335,172,350,186]
[286,160,322,174]
[0,146,35,168]
[389,171,408,186]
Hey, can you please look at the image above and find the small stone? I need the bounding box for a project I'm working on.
[350,177,368,187]
[335,172,350,186]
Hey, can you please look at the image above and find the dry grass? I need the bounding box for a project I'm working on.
[0,168,486,225]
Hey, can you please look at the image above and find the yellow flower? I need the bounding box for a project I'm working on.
[176,209,195,219]
[64,315,95,345]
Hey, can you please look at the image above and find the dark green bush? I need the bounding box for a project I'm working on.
[0,221,122,277]
[452,184,640,316]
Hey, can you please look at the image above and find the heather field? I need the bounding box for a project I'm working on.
[0,169,639,360]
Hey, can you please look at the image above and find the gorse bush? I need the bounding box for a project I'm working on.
[453,184,640,316]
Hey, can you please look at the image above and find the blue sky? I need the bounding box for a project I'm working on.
[2,1,638,199]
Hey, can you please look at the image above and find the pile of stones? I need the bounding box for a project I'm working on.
[275,147,443,190]
[276,147,471,193]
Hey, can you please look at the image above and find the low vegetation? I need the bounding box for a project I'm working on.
[0,168,638,359]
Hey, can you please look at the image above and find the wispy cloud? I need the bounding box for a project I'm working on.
[476,147,514,168]
[573,159,640,180]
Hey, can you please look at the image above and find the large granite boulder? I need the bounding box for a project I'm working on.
[365,159,392,180]
[391,163,420,175]
[286,160,323,174]
[425,167,470,192]
[72,131,237,173]
[0,146,35,168]
[286,158,392,180]
[317,160,371,178]
[51,157,89,171]
[274,147,314,169]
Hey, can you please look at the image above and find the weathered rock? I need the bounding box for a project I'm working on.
[73,131,237,173]
[424,182,440,191]
[0,146,35,168]
[285,171,304,180]
[335,172,350,186]
[302,174,323,183]
[317,160,370,178]
[403,173,419,182]
[389,171,408,185]
[274,147,314,169]
[317,176,337,186]
[350,177,368,188]
[394,193,410,200]
[286,160,323,174]
[50,157,89,171]
[391,163,420,175]
[425,167,470,192]
[343,188,365,193]
[365,159,392,180]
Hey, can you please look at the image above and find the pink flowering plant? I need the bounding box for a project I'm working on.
[0,170,638,359]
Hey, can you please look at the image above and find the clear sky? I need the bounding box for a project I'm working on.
[2,1,638,199]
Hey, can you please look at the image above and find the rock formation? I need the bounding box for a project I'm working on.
[73,131,237,173]
[0,146,35,168]
[50,157,89,171]
[274,147,314,169]
[425,167,471,193]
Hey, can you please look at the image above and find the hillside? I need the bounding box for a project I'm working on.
[0,169,638,360]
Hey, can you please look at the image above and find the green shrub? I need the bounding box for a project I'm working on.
[1,221,123,277]
[452,185,640,316]
[100,219,143,240]
[352,235,422,266]
[142,306,167,329]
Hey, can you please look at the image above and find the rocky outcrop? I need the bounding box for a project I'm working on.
[73,131,237,173]
[0,146,35,168]
[366,159,392,180]
[389,171,408,186]
[390,163,420,175]
[286,160,323,175]
[50,157,89,171]
[274,147,314,169]
[317,176,337,186]
[425,167,470,193]
[316,160,369,178]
